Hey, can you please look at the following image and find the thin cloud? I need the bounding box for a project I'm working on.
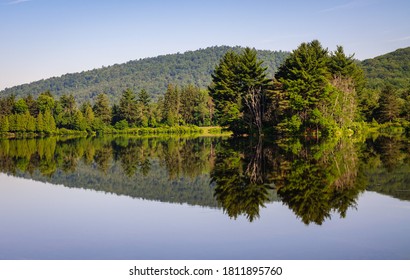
[387,36,410,42]
[6,0,31,5]
[318,1,361,13]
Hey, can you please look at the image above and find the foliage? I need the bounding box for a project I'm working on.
[274,41,366,136]
[0,46,289,104]
[209,48,271,135]
[361,46,410,90]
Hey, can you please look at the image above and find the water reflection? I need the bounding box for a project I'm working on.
[211,138,275,222]
[0,135,409,224]
[211,137,367,225]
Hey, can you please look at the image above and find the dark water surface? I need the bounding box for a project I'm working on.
[0,136,409,259]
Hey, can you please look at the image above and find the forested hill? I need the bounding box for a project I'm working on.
[0,46,289,104]
[361,46,410,90]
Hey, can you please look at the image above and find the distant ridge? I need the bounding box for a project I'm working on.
[0,46,289,104]
[361,46,410,89]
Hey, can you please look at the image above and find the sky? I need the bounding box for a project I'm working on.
[1,0,409,90]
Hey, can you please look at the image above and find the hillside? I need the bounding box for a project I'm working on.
[361,46,410,90]
[0,46,289,104]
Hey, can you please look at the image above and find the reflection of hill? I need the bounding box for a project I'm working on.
[366,165,410,201]
[17,160,217,207]
[361,137,410,201]
[1,135,409,224]
[0,136,223,207]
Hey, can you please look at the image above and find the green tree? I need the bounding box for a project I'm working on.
[25,111,36,132]
[13,99,29,115]
[400,87,410,121]
[209,51,241,128]
[137,89,150,127]
[163,84,181,126]
[56,94,77,129]
[0,116,9,132]
[274,40,333,135]
[376,85,401,122]
[44,109,56,133]
[209,48,271,134]
[73,110,87,131]
[81,101,95,130]
[93,93,112,125]
[37,91,55,114]
[24,94,39,117]
[36,111,45,133]
[118,89,138,126]
[0,95,15,117]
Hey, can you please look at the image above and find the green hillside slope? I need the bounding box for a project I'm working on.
[361,46,410,90]
[0,46,289,103]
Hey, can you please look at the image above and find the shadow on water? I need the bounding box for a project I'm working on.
[0,134,409,224]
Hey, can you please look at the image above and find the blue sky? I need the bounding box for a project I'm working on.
[1,0,409,90]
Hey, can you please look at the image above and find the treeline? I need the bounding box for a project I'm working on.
[209,41,410,137]
[0,84,214,134]
[2,41,409,137]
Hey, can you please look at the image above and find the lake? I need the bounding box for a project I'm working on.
[0,135,409,259]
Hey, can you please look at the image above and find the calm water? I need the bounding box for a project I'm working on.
[0,136,409,259]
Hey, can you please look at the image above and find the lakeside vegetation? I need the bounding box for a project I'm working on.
[1,41,409,138]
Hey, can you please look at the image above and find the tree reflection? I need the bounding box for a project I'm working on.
[0,135,408,224]
[274,138,365,225]
[211,136,367,224]
[211,137,275,222]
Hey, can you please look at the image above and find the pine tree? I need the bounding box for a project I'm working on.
[93,93,112,125]
[44,109,56,133]
[26,111,36,132]
[0,116,9,132]
[37,111,45,133]
[24,94,39,117]
[138,89,151,108]
[81,101,95,131]
[377,85,401,122]
[209,51,241,127]
[209,48,271,134]
[119,89,138,126]
[163,84,180,126]
[239,47,271,135]
[137,89,150,127]
[274,40,331,134]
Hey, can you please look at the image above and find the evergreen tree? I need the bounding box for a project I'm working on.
[24,94,39,117]
[56,94,77,129]
[239,47,271,135]
[0,95,15,117]
[81,101,95,131]
[163,84,181,126]
[36,111,45,133]
[93,93,112,125]
[0,116,9,132]
[44,109,56,133]
[138,89,151,108]
[25,111,36,132]
[118,89,138,126]
[274,40,332,134]
[376,85,401,122]
[209,51,241,127]
[209,48,271,134]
